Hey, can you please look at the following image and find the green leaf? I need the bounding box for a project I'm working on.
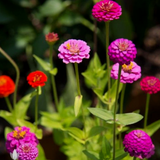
[33,54,50,71]
[37,144,47,160]
[49,68,58,75]
[115,149,128,160]
[4,127,13,140]
[116,113,143,125]
[82,71,97,86]
[53,129,65,145]
[83,150,100,160]
[74,95,83,116]
[145,120,160,136]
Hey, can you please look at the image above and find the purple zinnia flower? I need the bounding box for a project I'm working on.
[92,0,122,22]
[111,61,141,83]
[6,127,39,153]
[123,130,155,159]
[58,39,90,64]
[140,76,160,94]
[108,38,137,65]
[17,143,38,160]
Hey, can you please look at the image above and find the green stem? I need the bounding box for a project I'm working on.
[74,63,81,96]
[5,97,13,112]
[113,65,122,160]
[0,47,20,108]
[35,87,40,128]
[144,93,151,129]
[49,45,58,109]
[133,157,137,160]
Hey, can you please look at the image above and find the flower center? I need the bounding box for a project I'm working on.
[100,2,113,12]
[22,144,31,153]
[0,78,6,86]
[122,62,133,72]
[119,42,129,51]
[136,132,142,138]
[33,74,42,82]
[147,79,156,86]
[66,43,80,55]
[13,127,26,139]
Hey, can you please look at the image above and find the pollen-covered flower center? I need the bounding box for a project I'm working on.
[0,78,6,86]
[22,145,31,153]
[122,62,133,72]
[33,74,42,82]
[66,43,80,55]
[100,2,113,12]
[119,42,129,51]
[147,79,156,86]
[13,127,26,139]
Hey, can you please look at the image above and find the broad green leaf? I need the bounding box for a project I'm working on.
[116,113,143,125]
[33,54,50,71]
[74,95,83,116]
[4,127,13,139]
[93,53,102,70]
[49,68,58,75]
[88,108,113,121]
[82,71,97,86]
[145,120,160,136]
[40,111,60,121]
[53,129,65,145]
[83,150,100,160]
[37,144,47,160]
[115,149,128,160]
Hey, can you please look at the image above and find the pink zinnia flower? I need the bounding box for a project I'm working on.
[6,127,39,153]
[140,76,160,94]
[17,143,38,160]
[123,130,155,159]
[58,39,90,64]
[111,61,141,83]
[108,38,137,65]
[92,0,122,22]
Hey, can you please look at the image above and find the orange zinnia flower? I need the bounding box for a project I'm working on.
[45,32,59,45]
[0,75,15,98]
[27,71,47,88]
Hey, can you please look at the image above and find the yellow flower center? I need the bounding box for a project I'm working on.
[33,74,42,82]
[0,78,6,86]
[119,42,129,51]
[66,43,80,55]
[147,79,156,86]
[100,2,113,12]
[122,62,133,72]
[13,127,26,139]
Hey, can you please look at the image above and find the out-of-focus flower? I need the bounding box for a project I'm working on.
[45,32,59,45]
[108,38,137,65]
[17,143,38,160]
[0,75,15,98]
[140,76,160,94]
[92,0,122,22]
[10,149,19,160]
[111,61,141,83]
[27,71,47,88]
[58,39,90,64]
[123,130,155,159]
[6,126,39,153]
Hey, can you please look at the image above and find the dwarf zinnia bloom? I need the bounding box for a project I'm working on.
[17,143,38,160]
[108,38,137,65]
[58,39,90,64]
[140,76,160,94]
[123,130,155,159]
[0,75,15,98]
[45,32,59,45]
[6,126,39,153]
[27,71,47,88]
[92,0,122,22]
[111,61,141,83]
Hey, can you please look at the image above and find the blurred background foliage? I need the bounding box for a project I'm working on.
[0,0,160,159]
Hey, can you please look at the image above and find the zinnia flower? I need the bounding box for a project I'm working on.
[0,75,15,98]
[123,130,155,159]
[108,38,137,65]
[58,39,90,64]
[92,0,122,22]
[111,61,141,83]
[17,143,38,160]
[45,32,59,45]
[6,126,39,153]
[140,76,160,94]
[27,70,47,88]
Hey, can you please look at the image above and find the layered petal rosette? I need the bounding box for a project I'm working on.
[45,32,59,45]
[58,39,90,64]
[92,0,122,22]
[111,61,141,83]
[108,38,137,65]
[123,130,155,159]
[140,76,160,94]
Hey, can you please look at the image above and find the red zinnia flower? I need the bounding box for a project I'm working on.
[0,75,15,98]
[27,71,47,88]
[140,76,160,94]
[45,32,59,45]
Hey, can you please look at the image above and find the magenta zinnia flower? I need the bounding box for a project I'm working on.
[58,39,90,64]
[111,61,141,83]
[140,76,160,94]
[92,0,122,22]
[123,130,155,159]
[6,127,39,153]
[17,143,38,160]
[108,38,137,65]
